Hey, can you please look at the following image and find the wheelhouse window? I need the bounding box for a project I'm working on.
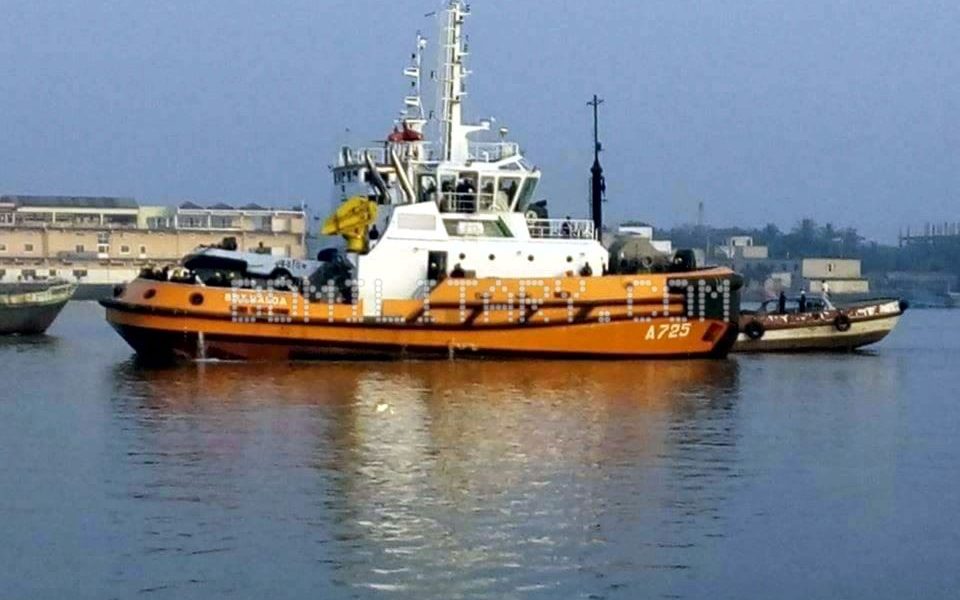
[498,177,520,208]
[514,177,538,212]
[443,218,513,238]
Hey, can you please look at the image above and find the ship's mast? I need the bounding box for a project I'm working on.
[402,33,428,135]
[588,94,606,235]
[438,1,488,163]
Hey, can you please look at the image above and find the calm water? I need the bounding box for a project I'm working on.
[1,302,958,599]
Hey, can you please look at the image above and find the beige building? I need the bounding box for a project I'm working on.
[0,196,307,294]
[802,258,869,294]
[721,236,769,260]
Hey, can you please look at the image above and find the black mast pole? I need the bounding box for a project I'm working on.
[588,95,605,238]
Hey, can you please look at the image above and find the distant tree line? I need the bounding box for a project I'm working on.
[648,219,960,277]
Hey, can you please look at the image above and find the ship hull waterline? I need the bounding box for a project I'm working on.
[0,282,77,335]
[103,306,739,361]
[100,271,742,361]
[0,300,72,335]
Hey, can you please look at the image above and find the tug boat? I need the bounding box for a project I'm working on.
[734,294,907,353]
[101,1,742,361]
[0,281,77,335]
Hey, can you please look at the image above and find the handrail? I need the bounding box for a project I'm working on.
[526,218,595,240]
[436,192,496,213]
[467,142,519,162]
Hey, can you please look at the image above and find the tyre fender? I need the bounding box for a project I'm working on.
[834,313,852,332]
[744,320,765,340]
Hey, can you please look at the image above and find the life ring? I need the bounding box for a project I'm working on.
[834,313,852,332]
[744,320,765,340]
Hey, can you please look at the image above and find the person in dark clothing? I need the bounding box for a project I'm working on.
[778,290,787,315]
[369,224,380,241]
[456,178,476,212]
[799,290,807,313]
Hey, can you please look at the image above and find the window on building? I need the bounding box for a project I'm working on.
[22,269,36,279]
[97,232,110,244]
[0,243,6,252]
[97,244,109,254]
[139,245,147,255]
[73,269,88,279]
[24,243,34,252]
[252,215,272,231]
[179,216,206,229]
[75,244,85,253]
[49,269,57,277]
[147,217,173,230]
[211,215,236,229]
[120,245,131,255]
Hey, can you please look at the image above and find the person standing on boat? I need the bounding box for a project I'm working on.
[778,290,787,315]
[821,280,830,299]
[799,290,807,313]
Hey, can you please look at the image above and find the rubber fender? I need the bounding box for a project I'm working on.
[744,320,765,340]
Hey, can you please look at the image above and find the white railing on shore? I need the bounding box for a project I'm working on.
[526,218,595,240]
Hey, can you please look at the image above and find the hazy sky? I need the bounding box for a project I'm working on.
[1,0,957,242]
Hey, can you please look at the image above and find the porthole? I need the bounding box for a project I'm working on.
[488,254,495,261]
[142,288,156,300]
[459,253,466,260]
[189,292,204,306]
[528,255,535,261]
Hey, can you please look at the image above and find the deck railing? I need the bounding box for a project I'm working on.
[341,141,519,167]
[466,142,519,162]
[437,192,496,213]
[526,218,595,240]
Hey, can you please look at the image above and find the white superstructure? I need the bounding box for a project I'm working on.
[329,1,607,316]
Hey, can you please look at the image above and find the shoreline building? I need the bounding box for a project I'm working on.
[802,258,869,295]
[0,195,307,298]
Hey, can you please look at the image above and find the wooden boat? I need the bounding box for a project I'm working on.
[101,2,743,361]
[0,281,77,335]
[734,294,906,353]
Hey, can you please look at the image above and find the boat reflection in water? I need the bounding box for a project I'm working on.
[110,359,741,596]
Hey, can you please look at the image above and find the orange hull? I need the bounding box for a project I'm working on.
[101,269,741,361]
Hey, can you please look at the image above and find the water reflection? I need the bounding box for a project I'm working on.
[108,360,740,598]
[0,333,62,354]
